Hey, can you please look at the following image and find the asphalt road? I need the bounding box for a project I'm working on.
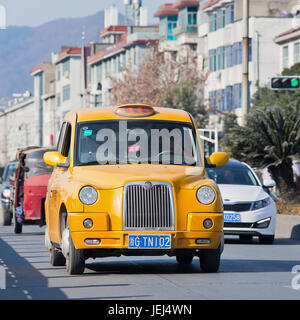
[0,225,300,300]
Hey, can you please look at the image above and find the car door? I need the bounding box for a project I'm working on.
[47,122,67,242]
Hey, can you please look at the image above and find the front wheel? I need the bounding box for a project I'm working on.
[199,245,221,273]
[62,218,85,275]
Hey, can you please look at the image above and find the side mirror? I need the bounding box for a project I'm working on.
[206,152,229,168]
[44,152,68,168]
[24,166,30,173]
[263,179,276,188]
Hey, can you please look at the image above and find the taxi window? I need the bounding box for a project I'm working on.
[26,150,53,178]
[75,120,201,167]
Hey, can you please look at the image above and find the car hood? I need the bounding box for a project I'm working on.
[218,184,268,203]
[71,165,207,190]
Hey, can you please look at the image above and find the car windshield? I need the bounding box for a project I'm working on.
[206,165,259,186]
[2,163,16,182]
[26,150,53,178]
[75,120,201,167]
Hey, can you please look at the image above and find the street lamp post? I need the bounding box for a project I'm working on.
[241,0,249,126]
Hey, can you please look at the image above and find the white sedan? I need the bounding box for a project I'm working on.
[206,160,276,244]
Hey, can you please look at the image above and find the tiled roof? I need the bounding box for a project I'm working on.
[100,25,128,37]
[203,0,220,10]
[30,63,44,75]
[275,26,300,40]
[174,0,200,9]
[154,3,178,17]
[88,39,157,65]
[56,47,82,64]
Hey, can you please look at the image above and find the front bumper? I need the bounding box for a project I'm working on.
[223,204,276,236]
[68,212,223,250]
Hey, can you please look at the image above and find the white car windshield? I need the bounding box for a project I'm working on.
[207,166,259,186]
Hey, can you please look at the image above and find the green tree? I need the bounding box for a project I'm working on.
[228,105,300,201]
[160,81,208,128]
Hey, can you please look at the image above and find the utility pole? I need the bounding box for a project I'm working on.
[241,0,249,126]
[81,30,87,108]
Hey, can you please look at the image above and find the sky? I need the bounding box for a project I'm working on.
[1,0,169,27]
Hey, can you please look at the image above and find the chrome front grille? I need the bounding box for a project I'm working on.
[123,181,175,230]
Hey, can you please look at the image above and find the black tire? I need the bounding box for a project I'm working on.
[66,231,85,275]
[50,245,66,266]
[239,234,253,242]
[176,255,193,265]
[3,210,12,226]
[200,245,221,273]
[259,235,274,244]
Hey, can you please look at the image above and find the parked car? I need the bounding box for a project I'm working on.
[10,146,54,234]
[43,104,229,274]
[206,160,276,244]
[0,161,17,225]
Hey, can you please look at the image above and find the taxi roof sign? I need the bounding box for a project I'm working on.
[114,105,156,117]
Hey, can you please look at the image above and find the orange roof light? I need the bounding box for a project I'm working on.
[114,105,155,118]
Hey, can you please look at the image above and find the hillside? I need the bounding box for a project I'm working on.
[0,10,124,101]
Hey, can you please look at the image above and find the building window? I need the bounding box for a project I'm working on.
[187,7,198,25]
[57,92,61,107]
[63,60,70,76]
[225,3,235,24]
[249,38,252,62]
[57,65,61,81]
[283,46,289,69]
[209,49,217,71]
[209,12,217,32]
[96,63,102,82]
[226,86,233,110]
[294,42,300,64]
[167,15,178,41]
[62,85,70,101]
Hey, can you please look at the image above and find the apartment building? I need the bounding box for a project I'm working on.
[87,25,159,107]
[198,0,295,124]
[274,26,300,72]
[154,1,200,61]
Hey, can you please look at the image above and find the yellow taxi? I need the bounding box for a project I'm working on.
[44,104,229,274]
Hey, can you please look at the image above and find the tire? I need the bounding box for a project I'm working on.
[176,255,193,265]
[239,235,253,242]
[3,210,12,226]
[50,245,66,266]
[259,235,274,245]
[66,233,85,275]
[200,245,221,273]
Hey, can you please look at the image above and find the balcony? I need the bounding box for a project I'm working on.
[173,24,198,35]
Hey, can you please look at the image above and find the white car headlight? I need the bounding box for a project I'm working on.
[252,197,271,210]
[196,186,216,205]
[79,186,98,205]
[3,188,10,199]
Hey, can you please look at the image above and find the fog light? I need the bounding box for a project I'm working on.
[203,218,213,229]
[83,218,93,229]
[254,217,271,229]
[195,239,211,244]
[84,238,101,245]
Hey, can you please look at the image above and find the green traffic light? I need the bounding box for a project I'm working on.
[291,78,299,88]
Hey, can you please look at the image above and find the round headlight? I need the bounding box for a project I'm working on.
[196,186,216,205]
[79,186,98,205]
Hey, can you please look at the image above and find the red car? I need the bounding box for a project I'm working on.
[10,147,54,234]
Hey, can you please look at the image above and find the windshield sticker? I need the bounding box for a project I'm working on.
[83,129,93,137]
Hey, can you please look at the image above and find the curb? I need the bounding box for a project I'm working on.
[275,214,300,240]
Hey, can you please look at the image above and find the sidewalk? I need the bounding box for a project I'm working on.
[275,214,300,239]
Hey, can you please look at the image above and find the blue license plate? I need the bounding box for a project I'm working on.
[224,213,241,222]
[128,234,171,249]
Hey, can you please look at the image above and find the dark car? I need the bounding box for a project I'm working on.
[0,161,17,225]
[10,147,54,234]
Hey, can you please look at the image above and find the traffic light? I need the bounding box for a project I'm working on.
[270,76,300,90]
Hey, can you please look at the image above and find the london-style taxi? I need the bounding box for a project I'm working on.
[44,105,229,274]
